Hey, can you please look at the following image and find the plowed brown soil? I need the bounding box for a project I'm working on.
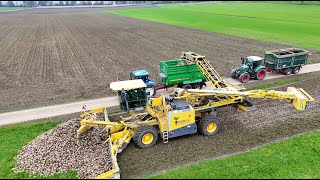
[1,8,319,113]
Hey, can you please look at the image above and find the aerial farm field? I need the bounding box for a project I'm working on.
[0,5,320,113]
[0,2,320,179]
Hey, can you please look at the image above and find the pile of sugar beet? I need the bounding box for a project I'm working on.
[13,119,114,179]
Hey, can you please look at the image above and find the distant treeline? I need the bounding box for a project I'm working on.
[0,1,211,7]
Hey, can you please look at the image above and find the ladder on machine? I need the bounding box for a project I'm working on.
[159,115,169,143]
[181,51,231,89]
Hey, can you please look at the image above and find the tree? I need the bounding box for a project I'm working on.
[59,1,64,6]
[70,1,77,6]
[65,1,70,6]
[7,1,15,7]
[48,1,53,6]
[38,1,48,6]
[87,1,92,5]
[94,1,104,5]
[0,1,2,7]
[24,1,37,7]
[80,1,87,5]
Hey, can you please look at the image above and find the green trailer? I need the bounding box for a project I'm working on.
[158,59,206,89]
[264,48,309,75]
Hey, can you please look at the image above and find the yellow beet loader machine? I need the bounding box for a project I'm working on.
[76,52,315,179]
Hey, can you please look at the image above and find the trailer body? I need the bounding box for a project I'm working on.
[159,59,206,89]
[264,48,309,75]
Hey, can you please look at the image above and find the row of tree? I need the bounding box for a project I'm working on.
[0,1,209,7]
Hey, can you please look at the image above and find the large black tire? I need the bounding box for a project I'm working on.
[182,84,192,90]
[239,72,250,83]
[146,85,157,97]
[198,116,221,136]
[133,126,158,149]
[292,67,300,74]
[192,82,203,89]
[230,69,237,79]
[255,68,267,80]
[283,68,292,75]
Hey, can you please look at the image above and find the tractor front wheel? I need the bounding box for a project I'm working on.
[255,69,266,80]
[230,69,237,79]
[239,72,250,83]
[198,116,221,136]
[133,126,158,149]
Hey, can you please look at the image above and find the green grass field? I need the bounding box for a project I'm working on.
[148,131,320,179]
[107,2,320,50]
[0,7,31,12]
[0,120,76,179]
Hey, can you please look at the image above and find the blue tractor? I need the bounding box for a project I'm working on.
[130,70,157,96]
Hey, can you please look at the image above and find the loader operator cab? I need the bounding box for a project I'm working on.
[110,79,149,112]
[130,70,157,97]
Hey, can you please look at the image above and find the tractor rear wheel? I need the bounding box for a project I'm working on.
[198,116,221,136]
[230,69,237,79]
[133,126,158,149]
[239,72,250,83]
[192,82,203,89]
[255,69,266,80]
[292,67,300,74]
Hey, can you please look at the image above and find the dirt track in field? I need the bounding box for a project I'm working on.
[0,7,319,113]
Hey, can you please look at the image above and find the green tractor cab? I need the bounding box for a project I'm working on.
[230,56,267,83]
[110,79,149,111]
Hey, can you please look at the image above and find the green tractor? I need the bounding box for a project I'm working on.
[230,56,267,83]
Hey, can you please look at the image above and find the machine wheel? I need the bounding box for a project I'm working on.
[192,82,203,89]
[146,85,157,97]
[239,72,250,83]
[230,69,237,79]
[182,84,192,90]
[292,67,300,74]
[283,68,292,75]
[133,126,158,149]
[255,69,266,80]
[198,116,221,136]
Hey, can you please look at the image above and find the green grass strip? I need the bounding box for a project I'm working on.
[148,131,320,179]
[107,2,320,50]
[0,7,31,12]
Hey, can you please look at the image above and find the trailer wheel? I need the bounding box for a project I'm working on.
[192,82,202,89]
[230,69,237,79]
[283,68,292,75]
[182,84,192,90]
[198,116,221,136]
[133,126,158,149]
[255,69,266,80]
[239,72,250,83]
[292,67,300,74]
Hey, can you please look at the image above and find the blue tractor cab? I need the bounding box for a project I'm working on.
[130,70,156,96]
